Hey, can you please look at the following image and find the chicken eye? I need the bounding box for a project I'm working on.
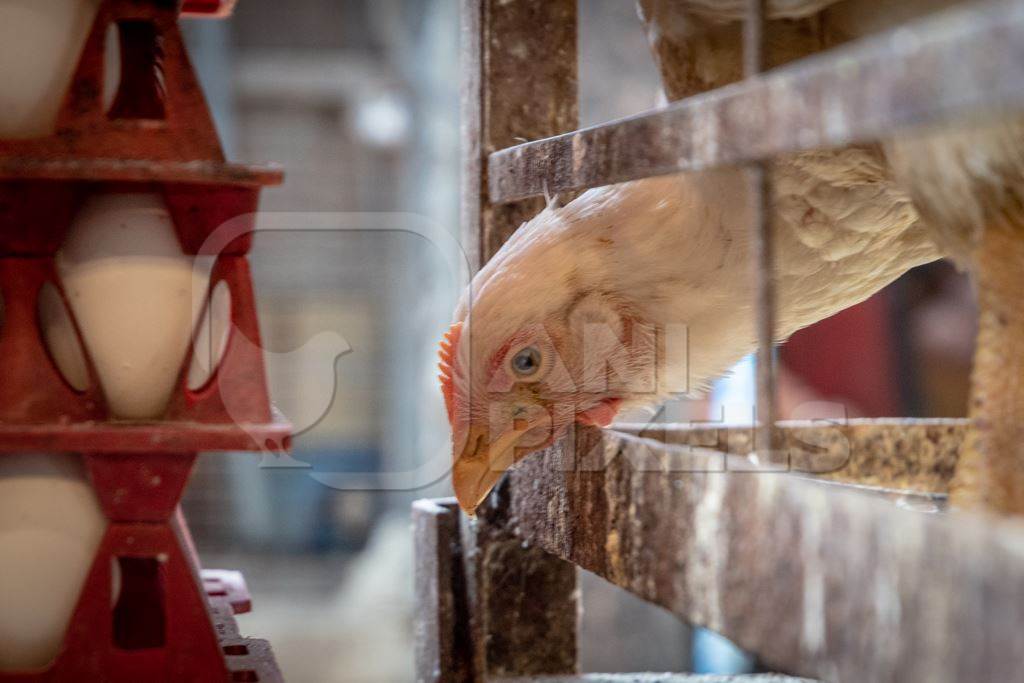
[510,346,541,377]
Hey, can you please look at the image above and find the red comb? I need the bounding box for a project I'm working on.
[438,322,463,425]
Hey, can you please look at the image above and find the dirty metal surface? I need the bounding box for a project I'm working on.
[414,499,474,683]
[741,0,780,471]
[613,418,965,493]
[412,495,578,682]
[461,0,578,266]
[950,223,1024,514]
[505,425,1024,683]
[488,0,1024,203]
[461,481,579,679]
[450,1,582,679]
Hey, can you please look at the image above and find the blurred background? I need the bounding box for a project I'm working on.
[177,1,977,680]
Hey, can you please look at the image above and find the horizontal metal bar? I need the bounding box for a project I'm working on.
[488,0,1024,202]
[611,418,966,493]
[506,425,1024,682]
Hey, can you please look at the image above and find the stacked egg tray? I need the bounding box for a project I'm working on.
[0,1,288,681]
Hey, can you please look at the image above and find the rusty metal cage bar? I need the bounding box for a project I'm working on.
[500,422,1024,682]
[416,2,583,682]
[487,0,1024,203]
[743,0,778,462]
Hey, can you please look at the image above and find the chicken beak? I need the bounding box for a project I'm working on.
[452,421,532,515]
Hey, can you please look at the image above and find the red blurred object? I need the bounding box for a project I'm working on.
[0,454,274,683]
[0,1,278,179]
[781,291,900,417]
[0,0,287,450]
[0,247,289,452]
[182,0,239,19]
[0,1,287,681]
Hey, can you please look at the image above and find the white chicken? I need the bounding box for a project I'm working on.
[442,0,1024,515]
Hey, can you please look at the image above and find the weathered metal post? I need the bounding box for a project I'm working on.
[743,0,779,465]
[413,0,580,680]
[413,499,473,682]
[951,221,1024,513]
[460,0,580,675]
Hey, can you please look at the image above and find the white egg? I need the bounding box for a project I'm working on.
[0,0,102,139]
[49,192,214,419]
[0,453,105,671]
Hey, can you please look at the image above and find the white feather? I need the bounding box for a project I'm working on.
[455,149,940,413]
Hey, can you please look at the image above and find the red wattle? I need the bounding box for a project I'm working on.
[575,398,622,428]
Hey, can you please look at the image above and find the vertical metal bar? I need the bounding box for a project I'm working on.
[953,225,1024,513]
[743,0,768,76]
[457,0,580,677]
[744,0,778,463]
[462,0,579,268]
[413,499,473,683]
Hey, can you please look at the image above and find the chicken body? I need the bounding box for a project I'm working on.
[446,159,938,512]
